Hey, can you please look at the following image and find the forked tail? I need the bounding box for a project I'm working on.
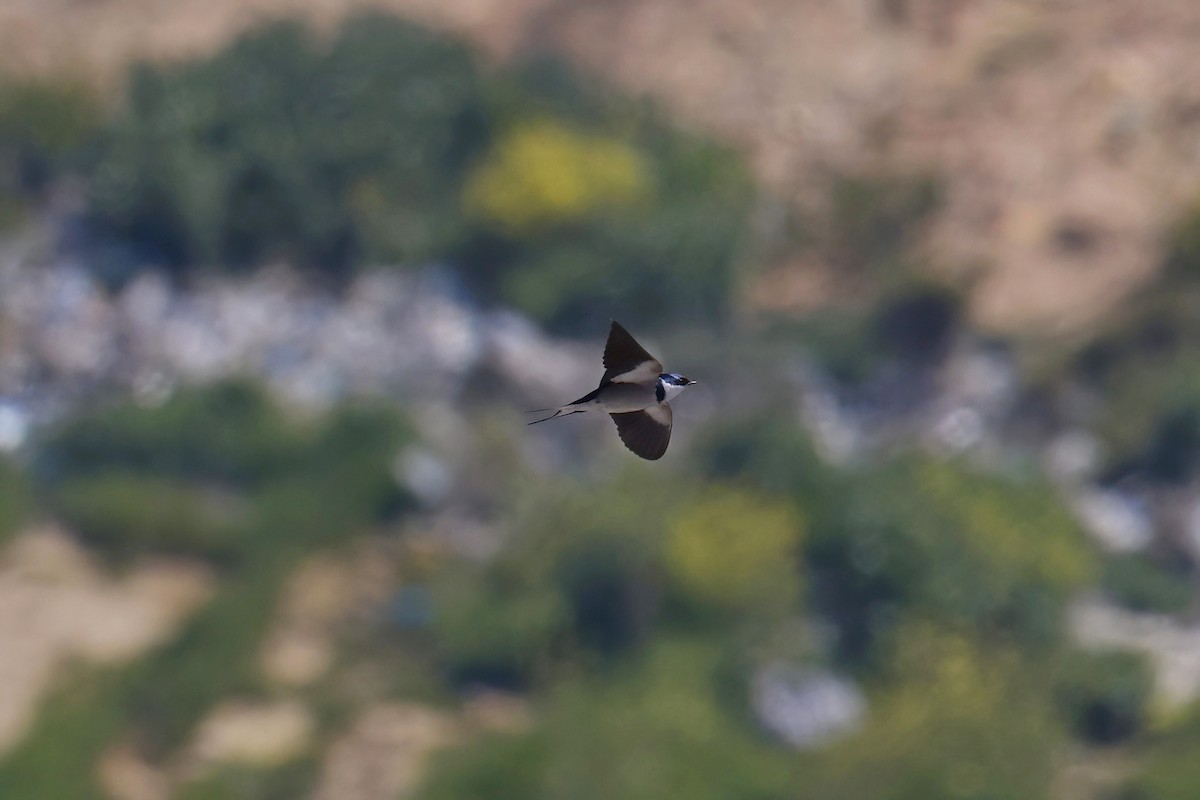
[527,407,582,425]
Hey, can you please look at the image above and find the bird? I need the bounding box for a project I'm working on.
[528,321,696,460]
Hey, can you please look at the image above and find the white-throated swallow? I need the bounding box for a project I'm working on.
[529,321,696,460]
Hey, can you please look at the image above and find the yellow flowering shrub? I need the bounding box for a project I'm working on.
[463,119,651,234]
[666,487,805,613]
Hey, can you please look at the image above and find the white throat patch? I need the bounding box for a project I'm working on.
[659,379,691,403]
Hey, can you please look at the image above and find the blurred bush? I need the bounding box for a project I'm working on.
[39,379,304,489]
[1119,710,1200,800]
[463,118,650,234]
[90,15,488,272]
[1163,197,1200,280]
[80,15,754,333]
[417,639,791,800]
[54,471,240,561]
[0,75,103,217]
[1,380,415,787]
[433,573,569,687]
[0,456,34,545]
[796,622,1064,800]
[857,459,1097,646]
[666,486,804,615]
[1101,553,1194,615]
[417,730,549,800]
[1053,649,1154,745]
[1065,207,1200,482]
[39,383,414,566]
[175,760,319,800]
[710,436,1099,662]
[467,124,754,333]
[431,473,679,684]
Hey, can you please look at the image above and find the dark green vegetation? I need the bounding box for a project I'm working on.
[0,77,103,224]
[0,373,1189,799]
[0,382,413,798]
[3,13,753,333]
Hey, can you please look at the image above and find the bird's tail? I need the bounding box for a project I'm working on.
[527,407,582,425]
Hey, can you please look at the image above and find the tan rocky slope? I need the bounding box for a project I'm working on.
[4,0,1200,335]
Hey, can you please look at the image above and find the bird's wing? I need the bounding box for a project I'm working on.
[601,321,663,386]
[610,403,672,460]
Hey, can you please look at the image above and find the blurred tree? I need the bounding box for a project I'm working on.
[417,639,792,800]
[430,470,686,685]
[463,118,651,235]
[1053,649,1153,745]
[464,125,754,334]
[666,486,804,616]
[797,622,1064,800]
[54,471,241,561]
[90,14,488,273]
[0,76,102,207]
[806,457,1096,664]
[1163,197,1200,280]
[1101,553,1194,615]
[38,379,303,489]
[1119,709,1200,800]
[84,14,756,335]
[418,730,549,800]
[0,456,33,545]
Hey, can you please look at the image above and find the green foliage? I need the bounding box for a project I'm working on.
[53,471,241,560]
[874,459,1096,639]
[0,668,121,800]
[84,15,755,333]
[0,456,33,545]
[1163,197,1200,280]
[463,118,651,234]
[433,573,569,687]
[1053,649,1153,745]
[666,486,804,615]
[174,758,319,800]
[39,383,412,564]
[0,75,102,209]
[1101,554,1194,615]
[417,639,793,800]
[797,623,1064,800]
[692,414,835,503]
[418,731,549,800]
[40,379,304,488]
[1120,710,1200,800]
[1068,290,1200,482]
[122,567,288,756]
[0,382,414,785]
[430,471,685,684]
[474,126,754,333]
[806,457,1096,663]
[90,14,488,271]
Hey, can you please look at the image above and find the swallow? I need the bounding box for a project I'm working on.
[529,321,696,460]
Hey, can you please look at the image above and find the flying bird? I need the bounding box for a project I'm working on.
[529,321,696,460]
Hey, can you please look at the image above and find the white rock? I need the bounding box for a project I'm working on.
[751,664,866,749]
[1070,488,1153,552]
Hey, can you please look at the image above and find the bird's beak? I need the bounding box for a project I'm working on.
[688,379,698,385]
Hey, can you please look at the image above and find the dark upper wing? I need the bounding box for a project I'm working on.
[601,321,663,386]
[610,404,672,460]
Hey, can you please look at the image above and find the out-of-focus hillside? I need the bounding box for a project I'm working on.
[7,5,1200,800]
[5,0,1200,334]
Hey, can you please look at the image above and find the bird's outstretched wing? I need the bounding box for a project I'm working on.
[601,321,662,386]
[610,403,672,460]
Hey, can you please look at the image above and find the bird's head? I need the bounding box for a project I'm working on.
[658,373,696,401]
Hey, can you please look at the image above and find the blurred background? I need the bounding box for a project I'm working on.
[1,1,1199,798]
